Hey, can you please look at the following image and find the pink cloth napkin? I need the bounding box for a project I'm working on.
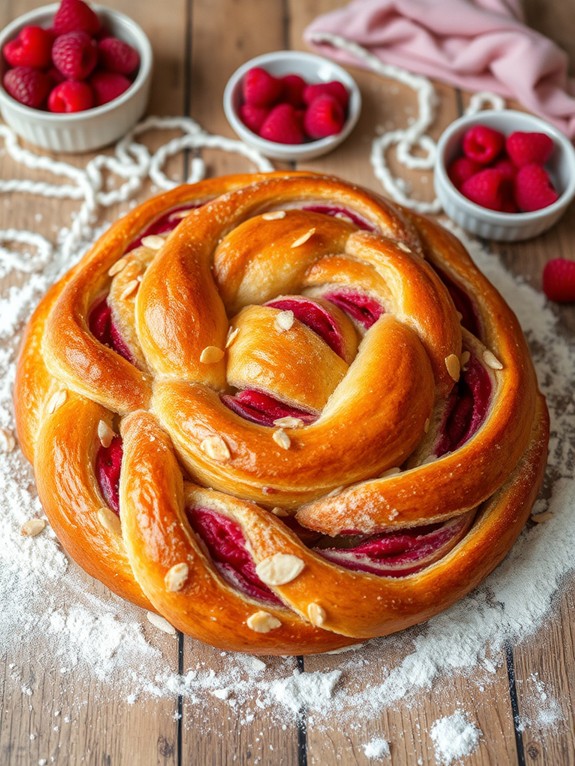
[304,0,575,138]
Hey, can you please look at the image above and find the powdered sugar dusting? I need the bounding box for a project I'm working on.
[430,712,482,764]
[0,119,574,750]
[363,736,391,759]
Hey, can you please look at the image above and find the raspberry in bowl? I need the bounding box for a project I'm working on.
[223,51,361,161]
[0,1,152,153]
[434,110,575,241]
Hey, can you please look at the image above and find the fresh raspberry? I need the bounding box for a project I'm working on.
[462,125,505,165]
[447,156,481,190]
[303,80,349,110]
[3,66,51,108]
[542,258,575,303]
[3,25,54,69]
[514,164,559,212]
[53,0,101,36]
[280,74,306,107]
[48,79,94,112]
[259,103,304,144]
[52,31,97,80]
[492,157,517,182]
[90,71,131,105]
[303,94,345,139]
[242,67,282,107]
[460,168,514,212]
[239,103,269,134]
[97,36,140,76]
[506,131,555,167]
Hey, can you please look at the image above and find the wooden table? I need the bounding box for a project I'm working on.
[1,1,574,764]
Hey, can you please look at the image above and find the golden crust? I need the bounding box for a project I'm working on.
[14,172,548,654]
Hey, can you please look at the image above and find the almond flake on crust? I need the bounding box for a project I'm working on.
[531,511,554,523]
[291,228,316,248]
[275,310,294,332]
[270,506,289,517]
[225,327,240,348]
[262,210,286,220]
[97,419,115,448]
[97,507,121,536]
[200,345,225,364]
[273,416,304,429]
[200,435,231,462]
[164,562,190,592]
[120,279,140,300]
[256,553,305,586]
[445,353,461,382]
[146,612,176,635]
[47,389,67,415]
[461,350,471,368]
[483,349,504,370]
[397,241,411,253]
[307,603,326,627]
[141,234,166,250]
[21,518,47,537]
[108,258,128,277]
[170,210,193,220]
[272,428,291,450]
[246,611,282,633]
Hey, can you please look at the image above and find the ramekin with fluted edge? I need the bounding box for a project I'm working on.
[0,4,152,153]
[223,50,361,162]
[435,110,575,241]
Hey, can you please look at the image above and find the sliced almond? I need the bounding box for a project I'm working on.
[270,506,289,517]
[256,553,305,586]
[164,562,190,592]
[397,241,411,253]
[291,228,316,248]
[531,511,554,524]
[272,428,291,450]
[246,611,282,633]
[200,435,231,462]
[97,507,121,536]
[108,258,127,277]
[381,466,401,478]
[483,349,503,370]
[262,210,286,220]
[170,209,193,220]
[225,327,240,348]
[445,353,460,382]
[97,419,115,448]
[273,416,304,429]
[47,389,67,415]
[461,350,471,368]
[146,612,176,635]
[307,603,326,627]
[141,234,166,250]
[21,518,46,538]
[275,310,294,332]
[200,345,225,364]
[0,427,16,453]
[120,279,140,300]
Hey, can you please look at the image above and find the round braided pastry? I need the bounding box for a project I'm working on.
[15,172,549,654]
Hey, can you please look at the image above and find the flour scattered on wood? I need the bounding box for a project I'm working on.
[1,123,574,758]
[430,712,482,764]
[363,737,391,759]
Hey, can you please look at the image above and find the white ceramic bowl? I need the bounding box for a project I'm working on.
[223,50,362,162]
[0,4,153,153]
[434,110,575,241]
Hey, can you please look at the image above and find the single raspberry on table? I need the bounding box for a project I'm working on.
[259,103,304,144]
[53,0,101,36]
[542,258,575,303]
[97,36,140,76]
[3,66,52,108]
[514,164,559,212]
[304,94,345,139]
[3,25,54,69]
[506,131,554,167]
[52,31,97,80]
[239,103,269,134]
[90,70,131,105]
[303,80,349,110]
[280,74,306,107]
[242,67,282,107]
[462,125,505,165]
[447,156,481,190]
[48,79,94,112]
[460,168,514,212]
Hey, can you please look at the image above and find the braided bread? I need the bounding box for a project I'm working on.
[15,172,549,654]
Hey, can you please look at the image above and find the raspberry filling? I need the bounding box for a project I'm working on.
[88,296,133,363]
[434,266,481,337]
[95,435,123,515]
[435,354,492,457]
[315,515,470,577]
[266,296,345,357]
[186,507,282,605]
[221,389,317,427]
[127,203,203,252]
[302,205,375,231]
[323,290,385,329]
